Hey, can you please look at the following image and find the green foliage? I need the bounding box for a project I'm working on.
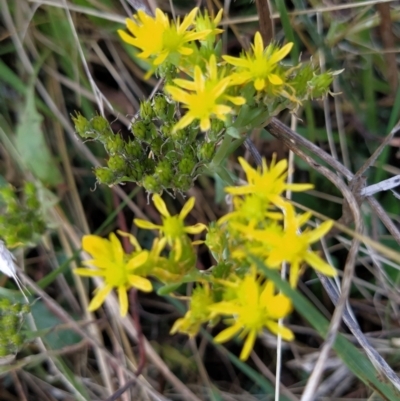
[0,298,30,356]
[72,98,220,193]
[0,183,47,247]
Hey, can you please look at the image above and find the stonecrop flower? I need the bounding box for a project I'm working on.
[194,9,223,46]
[225,156,313,206]
[75,233,152,317]
[223,32,293,91]
[209,271,293,361]
[233,203,336,287]
[166,55,245,131]
[118,8,210,77]
[170,284,215,337]
[134,194,206,260]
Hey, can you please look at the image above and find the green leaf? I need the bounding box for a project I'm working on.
[157,283,182,295]
[30,300,81,350]
[15,86,62,185]
[252,257,400,400]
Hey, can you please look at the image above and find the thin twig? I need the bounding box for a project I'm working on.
[353,121,400,181]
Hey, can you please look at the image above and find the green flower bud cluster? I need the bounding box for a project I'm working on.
[72,95,218,193]
[0,298,29,356]
[0,183,46,248]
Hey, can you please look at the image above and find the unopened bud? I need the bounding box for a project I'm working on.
[142,175,161,193]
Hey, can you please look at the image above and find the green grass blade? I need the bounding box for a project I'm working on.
[274,0,299,63]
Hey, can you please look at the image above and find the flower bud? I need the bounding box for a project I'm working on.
[105,134,125,155]
[173,174,192,191]
[124,140,144,159]
[155,160,173,185]
[94,167,117,186]
[197,142,215,162]
[0,299,11,310]
[71,113,91,137]
[160,122,174,138]
[143,158,156,174]
[91,115,109,133]
[1,315,18,328]
[24,183,40,210]
[131,121,148,140]
[149,137,163,156]
[308,72,334,98]
[10,333,23,348]
[153,95,169,120]
[139,100,154,122]
[142,175,162,193]
[171,128,187,142]
[107,155,127,174]
[147,122,159,140]
[127,161,145,181]
[21,304,30,314]
[209,119,225,140]
[91,116,113,139]
[178,157,196,175]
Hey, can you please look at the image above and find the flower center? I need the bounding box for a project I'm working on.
[239,306,265,330]
[162,216,185,240]
[105,262,128,287]
[163,27,186,52]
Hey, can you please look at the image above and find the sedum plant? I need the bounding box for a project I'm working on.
[72,7,337,195]
[75,156,337,361]
[73,7,339,361]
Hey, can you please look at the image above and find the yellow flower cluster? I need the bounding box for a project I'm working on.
[118,7,298,132]
[75,157,336,361]
[74,6,339,362]
[75,195,206,317]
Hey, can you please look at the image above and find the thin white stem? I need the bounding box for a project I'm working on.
[361,175,400,197]
[275,117,296,401]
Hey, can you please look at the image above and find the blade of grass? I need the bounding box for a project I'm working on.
[274,0,299,62]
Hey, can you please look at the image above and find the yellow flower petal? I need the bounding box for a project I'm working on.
[118,286,129,317]
[117,230,142,250]
[109,232,124,263]
[118,30,137,46]
[209,301,241,315]
[134,219,161,230]
[82,235,112,260]
[240,329,257,360]
[265,320,294,341]
[88,285,112,312]
[173,79,197,91]
[184,223,207,234]
[253,32,264,55]
[270,42,293,64]
[126,251,148,270]
[178,7,198,33]
[128,275,153,292]
[305,251,336,276]
[214,322,242,343]
[200,118,211,131]
[74,268,104,277]
[305,220,334,244]
[179,197,195,219]
[166,86,191,104]
[222,55,249,68]
[254,78,265,91]
[268,74,283,85]
[153,194,169,217]
[173,113,194,131]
